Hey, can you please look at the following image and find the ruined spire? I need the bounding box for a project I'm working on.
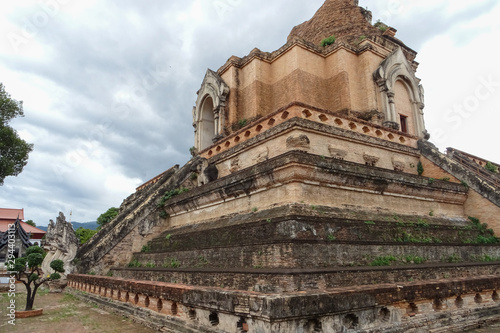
[287,0,380,46]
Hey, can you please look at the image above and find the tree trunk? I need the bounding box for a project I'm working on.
[24,284,33,311]
[25,295,35,311]
[24,283,40,311]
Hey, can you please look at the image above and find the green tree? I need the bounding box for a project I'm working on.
[25,219,36,227]
[0,83,33,185]
[75,227,97,244]
[97,207,119,227]
[10,246,65,311]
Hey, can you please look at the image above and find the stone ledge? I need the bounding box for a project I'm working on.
[166,151,467,215]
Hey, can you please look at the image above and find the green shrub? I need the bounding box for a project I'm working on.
[128,258,142,267]
[370,255,397,266]
[476,235,499,244]
[468,216,480,225]
[485,161,498,173]
[364,221,376,225]
[170,258,181,268]
[405,255,426,264]
[416,219,429,228]
[161,258,181,268]
[157,188,189,208]
[198,256,209,266]
[320,35,336,47]
[417,161,424,176]
[141,243,151,253]
[238,119,248,128]
[374,20,388,32]
[145,261,156,268]
[445,254,461,263]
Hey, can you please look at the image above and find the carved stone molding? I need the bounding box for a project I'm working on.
[363,154,379,167]
[286,135,310,150]
[328,146,348,160]
[230,157,240,173]
[392,159,406,172]
[255,147,270,163]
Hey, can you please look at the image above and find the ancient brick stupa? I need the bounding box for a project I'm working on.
[69,1,500,332]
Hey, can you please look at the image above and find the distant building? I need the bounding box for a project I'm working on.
[0,208,47,267]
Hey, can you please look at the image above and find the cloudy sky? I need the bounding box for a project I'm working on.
[0,0,499,226]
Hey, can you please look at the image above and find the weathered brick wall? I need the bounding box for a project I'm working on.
[420,156,461,182]
[287,0,381,46]
[112,263,500,293]
[465,190,500,233]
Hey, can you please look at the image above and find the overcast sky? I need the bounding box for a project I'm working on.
[1,0,499,226]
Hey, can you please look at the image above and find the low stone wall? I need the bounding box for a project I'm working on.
[68,274,500,333]
[131,241,500,271]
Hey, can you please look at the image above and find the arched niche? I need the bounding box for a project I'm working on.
[373,47,428,139]
[394,79,414,134]
[192,69,230,151]
[200,96,215,150]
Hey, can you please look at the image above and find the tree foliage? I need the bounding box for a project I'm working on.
[10,246,65,311]
[0,83,33,185]
[75,227,97,244]
[97,207,119,227]
[25,219,36,227]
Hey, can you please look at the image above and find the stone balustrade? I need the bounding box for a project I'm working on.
[68,273,500,333]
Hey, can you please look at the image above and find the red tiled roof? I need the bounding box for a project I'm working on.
[0,221,46,235]
[0,221,47,239]
[0,208,24,220]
